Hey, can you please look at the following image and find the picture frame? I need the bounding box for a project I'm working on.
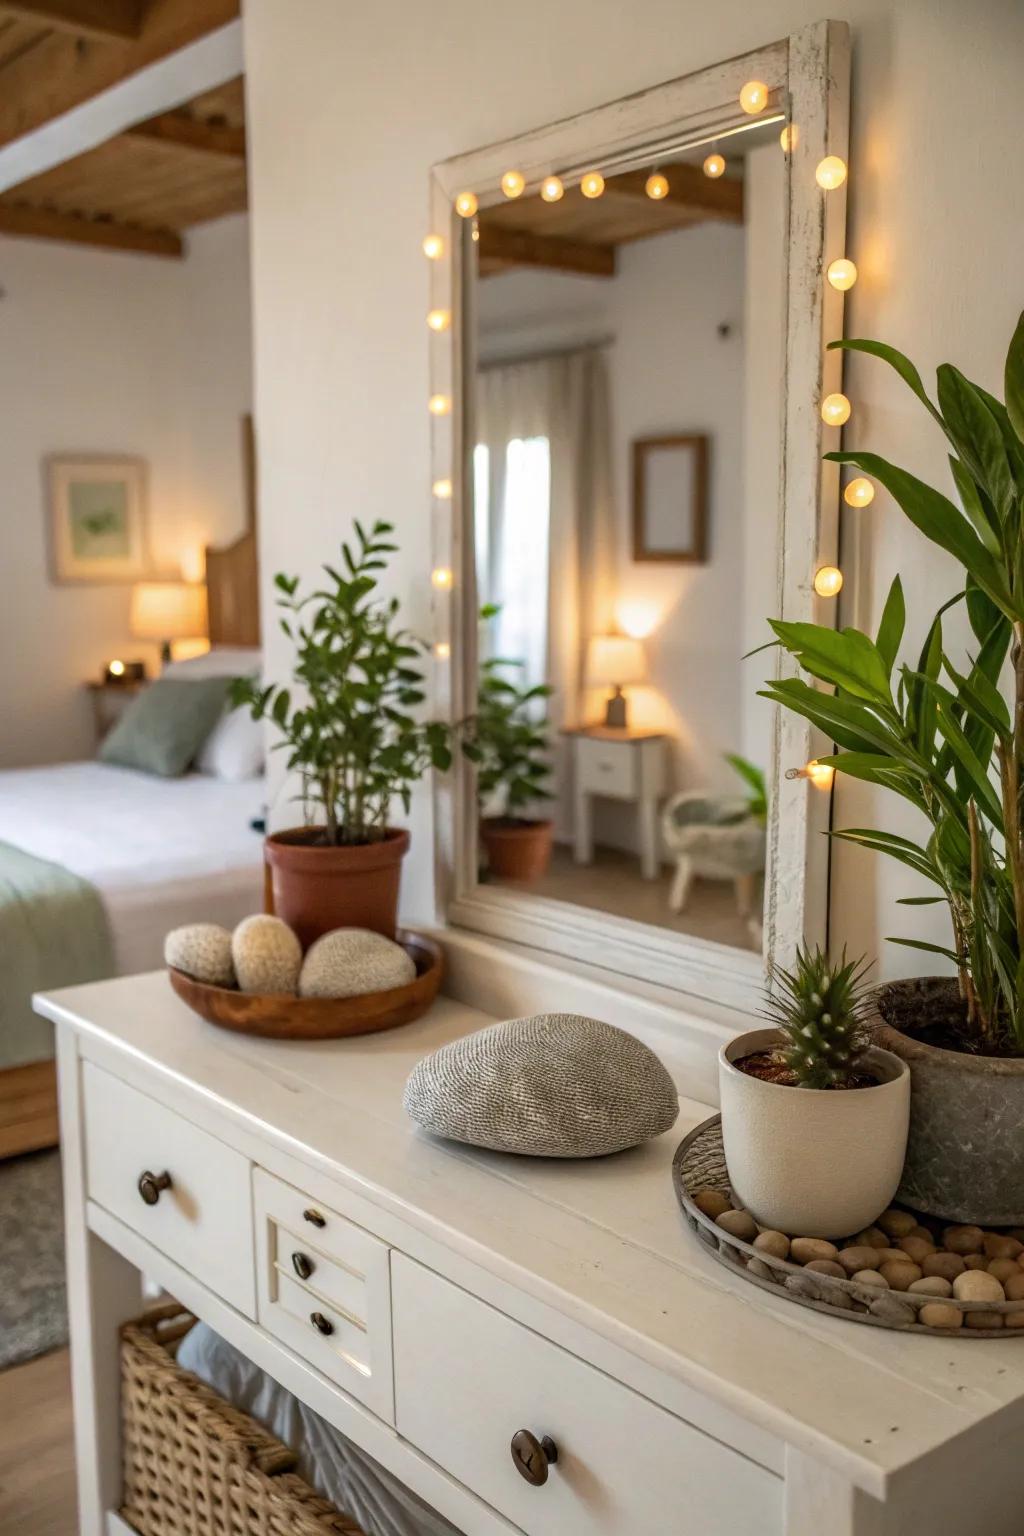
[631,434,708,564]
[46,456,150,585]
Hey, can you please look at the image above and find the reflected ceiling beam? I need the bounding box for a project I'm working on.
[607,165,744,222]
[477,223,616,279]
[127,105,245,159]
[0,199,182,255]
[0,0,146,41]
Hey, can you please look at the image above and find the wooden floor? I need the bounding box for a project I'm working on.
[0,1348,78,1535]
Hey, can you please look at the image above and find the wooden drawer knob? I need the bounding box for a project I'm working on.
[303,1207,326,1228]
[137,1170,172,1206]
[510,1429,558,1486]
[292,1251,314,1281]
[310,1311,334,1336]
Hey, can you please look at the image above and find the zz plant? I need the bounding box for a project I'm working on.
[232,519,450,846]
[461,604,554,820]
[761,312,1024,1052]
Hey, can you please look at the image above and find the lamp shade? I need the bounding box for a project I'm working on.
[585,633,646,688]
[130,582,208,643]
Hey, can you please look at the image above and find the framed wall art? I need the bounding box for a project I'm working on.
[631,434,709,564]
[47,456,150,585]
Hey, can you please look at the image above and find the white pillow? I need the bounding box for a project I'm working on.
[164,648,265,781]
[162,647,262,681]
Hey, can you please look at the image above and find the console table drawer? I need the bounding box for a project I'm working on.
[393,1256,781,1536]
[81,1062,255,1317]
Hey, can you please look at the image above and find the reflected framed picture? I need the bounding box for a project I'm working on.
[631,434,708,564]
[47,456,150,585]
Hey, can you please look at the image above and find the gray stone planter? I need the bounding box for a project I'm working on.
[872,977,1024,1225]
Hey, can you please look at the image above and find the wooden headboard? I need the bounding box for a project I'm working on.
[206,414,260,647]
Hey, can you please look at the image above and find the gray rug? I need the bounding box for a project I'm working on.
[0,1149,68,1368]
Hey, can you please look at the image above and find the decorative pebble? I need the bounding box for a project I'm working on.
[878,1209,917,1239]
[987,1258,1020,1284]
[907,1224,936,1244]
[853,1226,889,1249]
[753,1230,790,1260]
[694,1188,732,1220]
[962,1253,989,1270]
[921,1252,965,1281]
[984,1233,1023,1260]
[805,1259,847,1278]
[1004,1308,1024,1327]
[837,1246,881,1274]
[232,915,302,994]
[908,1276,952,1298]
[879,1261,922,1291]
[852,1270,888,1289]
[165,923,235,987]
[299,927,415,999]
[944,1224,985,1255]
[872,1248,908,1264]
[920,1302,963,1330]
[953,1269,1005,1304]
[869,1294,915,1325]
[790,1237,838,1265]
[1004,1272,1024,1302]
[965,1311,1003,1329]
[897,1235,935,1264]
[747,1257,777,1280]
[716,1209,758,1241]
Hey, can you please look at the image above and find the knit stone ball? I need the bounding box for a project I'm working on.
[232,914,303,995]
[299,928,416,999]
[164,923,235,988]
[403,1013,680,1157]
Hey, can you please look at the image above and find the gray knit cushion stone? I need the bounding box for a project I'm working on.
[403,1013,679,1158]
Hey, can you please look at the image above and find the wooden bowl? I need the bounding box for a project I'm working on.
[167,930,443,1040]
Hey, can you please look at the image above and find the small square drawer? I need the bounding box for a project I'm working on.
[82,1061,255,1317]
[254,1167,393,1423]
[576,739,635,798]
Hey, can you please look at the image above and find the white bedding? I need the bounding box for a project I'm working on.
[0,761,266,975]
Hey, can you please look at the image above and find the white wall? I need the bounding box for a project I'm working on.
[0,213,252,768]
[244,0,1024,976]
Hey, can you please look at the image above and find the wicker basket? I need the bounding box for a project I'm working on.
[120,1305,366,1536]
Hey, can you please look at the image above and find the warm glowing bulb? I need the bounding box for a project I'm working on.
[428,394,451,416]
[814,565,844,598]
[703,153,726,179]
[540,175,564,202]
[645,171,669,200]
[815,155,847,190]
[434,641,451,659]
[821,392,851,426]
[109,658,125,677]
[739,79,769,114]
[427,308,451,332]
[422,233,444,260]
[471,226,480,242]
[806,760,835,791]
[580,171,605,199]
[501,169,525,199]
[432,567,453,590]
[455,191,478,218]
[432,477,453,499]
[844,476,875,508]
[827,258,858,291]
[780,123,799,153]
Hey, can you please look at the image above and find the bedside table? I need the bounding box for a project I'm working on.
[85,680,145,743]
[565,726,668,879]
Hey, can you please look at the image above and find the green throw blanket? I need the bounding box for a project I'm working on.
[0,840,114,1068]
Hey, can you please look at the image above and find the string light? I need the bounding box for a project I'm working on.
[471,225,480,242]
[844,476,875,508]
[541,175,564,202]
[806,761,835,791]
[431,567,453,590]
[739,80,769,114]
[821,392,851,426]
[815,155,847,190]
[434,641,451,659]
[580,170,605,199]
[780,123,799,153]
[501,170,525,199]
[827,258,858,291]
[703,153,726,179]
[454,191,478,218]
[426,309,451,332]
[645,172,669,200]
[422,234,444,260]
[428,394,451,416]
[814,565,844,598]
[432,477,453,499]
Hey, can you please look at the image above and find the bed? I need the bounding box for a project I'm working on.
[0,492,264,1158]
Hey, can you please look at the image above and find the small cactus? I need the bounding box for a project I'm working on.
[766,946,872,1088]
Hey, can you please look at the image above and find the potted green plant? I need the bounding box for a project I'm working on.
[232,519,450,945]
[759,311,1024,1223]
[461,606,554,881]
[719,948,910,1237]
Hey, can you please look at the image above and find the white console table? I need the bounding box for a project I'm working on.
[38,962,1024,1536]
[566,727,667,880]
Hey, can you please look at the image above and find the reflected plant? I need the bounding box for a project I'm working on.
[460,604,554,821]
[725,753,767,825]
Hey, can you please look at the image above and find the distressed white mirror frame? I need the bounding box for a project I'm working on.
[429,21,850,1013]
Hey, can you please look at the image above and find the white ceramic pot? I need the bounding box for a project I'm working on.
[718,1027,911,1239]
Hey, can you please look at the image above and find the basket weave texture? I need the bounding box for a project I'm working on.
[120,1306,366,1536]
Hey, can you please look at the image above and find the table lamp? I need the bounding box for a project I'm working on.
[130,582,208,664]
[585,633,646,728]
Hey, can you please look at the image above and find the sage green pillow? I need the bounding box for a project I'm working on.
[99,677,231,778]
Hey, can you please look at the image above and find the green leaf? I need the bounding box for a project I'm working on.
[937,365,1016,526]
[768,620,892,702]
[886,936,960,964]
[1005,309,1024,444]
[897,896,946,905]
[758,680,893,755]
[827,338,942,425]
[875,576,905,675]
[831,827,940,884]
[949,456,1002,557]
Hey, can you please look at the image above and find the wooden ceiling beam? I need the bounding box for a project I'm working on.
[477,223,616,279]
[607,164,744,222]
[126,108,245,159]
[0,199,182,255]
[0,0,146,42]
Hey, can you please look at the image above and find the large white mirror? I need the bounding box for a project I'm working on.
[430,24,850,1008]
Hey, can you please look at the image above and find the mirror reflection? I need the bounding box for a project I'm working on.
[467,120,787,954]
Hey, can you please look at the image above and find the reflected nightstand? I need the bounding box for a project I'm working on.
[565,726,668,880]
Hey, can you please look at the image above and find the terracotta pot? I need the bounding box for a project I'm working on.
[718,1028,910,1238]
[480,818,553,881]
[873,977,1024,1224]
[264,827,410,947]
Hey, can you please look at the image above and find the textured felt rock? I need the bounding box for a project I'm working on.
[232,914,302,995]
[164,923,235,987]
[299,928,415,999]
[403,1013,679,1157]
